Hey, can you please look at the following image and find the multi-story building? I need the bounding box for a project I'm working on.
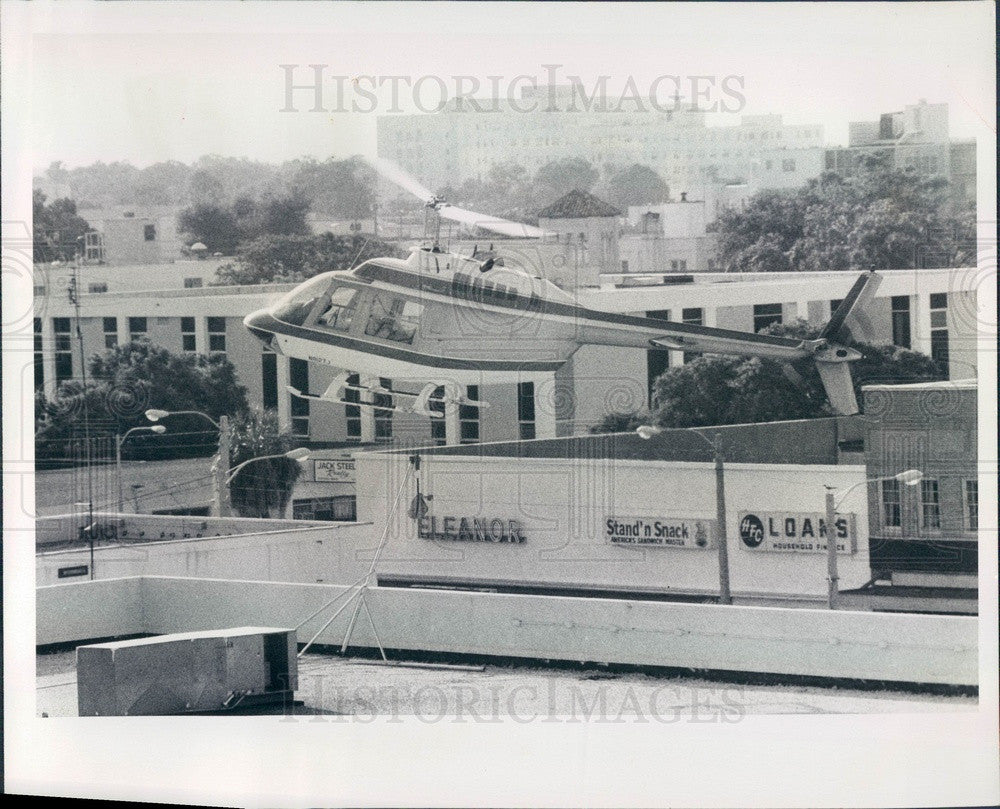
[839,378,979,613]
[377,85,826,193]
[824,100,976,204]
[76,206,186,265]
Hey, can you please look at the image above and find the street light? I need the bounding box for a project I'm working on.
[145,408,230,516]
[224,448,311,484]
[116,425,166,512]
[637,424,732,605]
[824,468,923,610]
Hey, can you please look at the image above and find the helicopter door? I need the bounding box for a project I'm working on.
[363,293,424,345]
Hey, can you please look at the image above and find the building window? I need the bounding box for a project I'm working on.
[101,317,117,349]
[681,308,703,364]
[128,317,147,341]
[289,358,309,438]
[646,309,671,406]
[890,296,911,349]
[261,349,278,410]
[184,277,203,289]
[33,318,44,389]
[53,317,73,383]
[920,479,941,530]
[753,303,783,332]
[88,282,108,294]
[144,224,157,241]
[429,386,446,446]
[373,377,393,443]
[782,159,796,172]
[180,317,196,352]
[620,260,629,273]
[929,293,948,371]
[881,479,902,529]
[669,259,687,271]
[460,385,481,444]
[207,317,226,354]
[517,381,535,440]
[964,479,978,531]
[292,495,357,522]
[345,373,361,440]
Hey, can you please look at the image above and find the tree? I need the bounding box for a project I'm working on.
[649,320,945,428]
[588,410,651,434]
[260,194,311,236]
[713,157,974,272]
[215,233,405,285]
[226,409,304,518]
[33,190,92,263]
[534,158,599,204]
[35,341,249,465]
[603,164,670,210]
[178,203,242,254]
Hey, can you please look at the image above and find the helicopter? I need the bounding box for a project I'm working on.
[243,158,880,420]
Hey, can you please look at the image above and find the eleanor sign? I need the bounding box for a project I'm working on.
[313,455,356,483]
[737,511,857,554]
[605,516,716,549]
[418,516,526,544]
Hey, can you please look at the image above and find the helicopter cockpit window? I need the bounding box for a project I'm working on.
[364,296,423,344]
[271,274,331,326]
[316,286,358,331]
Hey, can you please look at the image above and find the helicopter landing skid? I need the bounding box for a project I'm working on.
[285,385,444,418]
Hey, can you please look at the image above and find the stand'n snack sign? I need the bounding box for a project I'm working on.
[738,511,857,554]
[606,516,717,549]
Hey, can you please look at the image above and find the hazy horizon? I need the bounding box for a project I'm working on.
[25,2,996,172]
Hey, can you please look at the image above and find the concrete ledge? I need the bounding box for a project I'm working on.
[38,576,978,686]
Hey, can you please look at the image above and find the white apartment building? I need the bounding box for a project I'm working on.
[377,85,826,192]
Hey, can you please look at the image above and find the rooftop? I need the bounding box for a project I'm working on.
[537,189,622,219]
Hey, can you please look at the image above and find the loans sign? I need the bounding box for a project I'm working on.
[605,516,716,549]
[737,511,857,554]
[313,455,356,483]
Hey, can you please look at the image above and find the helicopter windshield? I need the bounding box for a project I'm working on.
[271,274,332,325]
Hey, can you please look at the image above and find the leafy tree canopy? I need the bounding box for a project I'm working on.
[226,409,304,518]
[601,164,671,210]
[713,156,975,272]
[178,192,312,254]
[33,190,92,263]
[36,341,249,465]
[647,320,946,428]
[215,233,406,285]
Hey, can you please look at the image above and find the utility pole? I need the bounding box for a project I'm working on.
[712,433,732,605]
[69,262,95,578]
[825,487,840,609]
[214,414,232,517]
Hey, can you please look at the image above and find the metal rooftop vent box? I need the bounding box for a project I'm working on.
[77,626,297,716]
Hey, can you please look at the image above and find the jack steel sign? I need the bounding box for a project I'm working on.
[737,511,857,554]
[606,516,717,549]
[312,454,356,483]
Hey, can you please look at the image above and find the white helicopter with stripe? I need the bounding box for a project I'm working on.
[243,158,881,420]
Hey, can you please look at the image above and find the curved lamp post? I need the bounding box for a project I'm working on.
[637,424,732,605]
[824,468,923,609]
[224,447,311,484]
[116,424,166,512]
[146,408,230,516]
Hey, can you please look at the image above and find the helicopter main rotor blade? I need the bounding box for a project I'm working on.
[368,157,436,204]
[438,204,551,239]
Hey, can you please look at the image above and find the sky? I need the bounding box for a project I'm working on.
[16,1,997,171]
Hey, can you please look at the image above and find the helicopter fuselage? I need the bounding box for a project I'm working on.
[244,248,822,387]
